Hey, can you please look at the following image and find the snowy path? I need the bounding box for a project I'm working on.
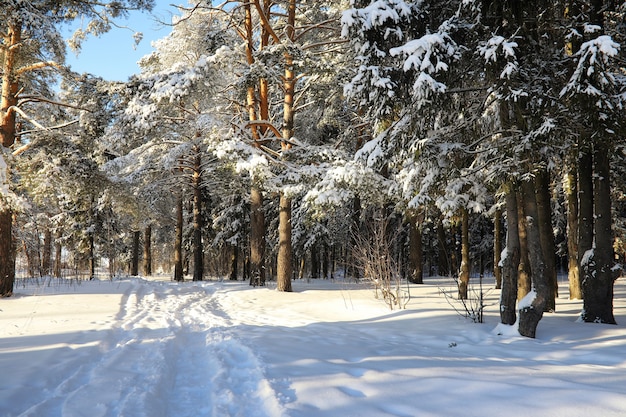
[8,279,282,417]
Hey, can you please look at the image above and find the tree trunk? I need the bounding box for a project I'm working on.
[535,168,557,311]
[500,186,520,325]
[458,208,470,299]
[494,208,503,289]
[174,196,184,282]
[143,225,152,276]
[250,185,265,286]
[230,244,238,281]
[408,211,424,284]
[0,22,22,296]
[88,231,95,280]
[582,141,617,324]
[131,230,140,276]
[42,228,52,277]
[192,149,203,282]
[578,148,594,299]
[276,193,293,292]
[311,243,319,279]
[54,239,62,278]
[518,180,548,338]
[517,191,531,299]
[437,220,449,276]
[565,160,581,299]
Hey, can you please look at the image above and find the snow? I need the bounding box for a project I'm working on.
[2,275,626,417]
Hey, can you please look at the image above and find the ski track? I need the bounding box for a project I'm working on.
[15,279,283,417]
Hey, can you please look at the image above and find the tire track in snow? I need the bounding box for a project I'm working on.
[16,279,283,417]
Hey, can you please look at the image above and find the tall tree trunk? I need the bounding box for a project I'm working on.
[230,244,238,281]
[517,191,531,299]
[535,168,557,311]
[458,208,470,299]
[174,196,184,282]
[494,208,503,289]
[0,22,22,296]
[250,185,265,286]
[311,243,319,279]
[54,239,62,278]
[131,230,140,276]
[408,210,424,284]
[42,228,52,277]
[275,0,296,293]
[88,232,95,280]
[501,185,520,325]
[192,148,203,281]
[582,142,617,324]
[565,160,581,299]
[578,149,594,298]
[277,193,293,292]
[518,180,548,338]
[143,225,152,276]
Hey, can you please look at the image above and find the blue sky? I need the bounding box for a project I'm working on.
[64,1,181,81]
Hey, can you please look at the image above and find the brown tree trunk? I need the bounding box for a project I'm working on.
[42,228,52,276]
[311,243,319,279]
[192,148,203,282]
[174,196,184,282]
[230,244,238,281]
[500,186,520,325]
[408,210,424,284]
[517,191,531,299]
[494,208,503,289]
[0,22,22,296]
[54,239,62,278]
[131,230,140,276]
[582,142,617,324]
[276,193,293,292]
[565,160,581,299]
[143,225,152,276]
[578,148,594,297]
[250,185,265,286]
[518,180,548,338]
[535,168,557,311]
[458,208,470,299]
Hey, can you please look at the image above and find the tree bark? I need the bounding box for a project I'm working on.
[518,180,548,338]
[0,22,22,295]
[494,208,503,289]
[578,148,594,298]
[192,148,203,281]
[230,244,238,281]
[500,186,520,325]
[437,219,449,276]
[174,196,184,282]
[565,160,581,299]
[54,239,62,278]
[458,208,470,299]
[143,225,152,276]
[535,168,557,311]
[408,210,424,284]
[582,141,617,324]
[517,191,531,300]
[42,228,52,276]
[276,193,293,292]
[131,230,140,276]
[250,185,265,286]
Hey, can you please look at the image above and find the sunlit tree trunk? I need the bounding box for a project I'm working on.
[517,191,531,300]
[564,159,581,299]
[0,21,21,296]
[458,208,470,299]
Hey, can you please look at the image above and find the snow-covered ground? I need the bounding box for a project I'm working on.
[1,274,625,417]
